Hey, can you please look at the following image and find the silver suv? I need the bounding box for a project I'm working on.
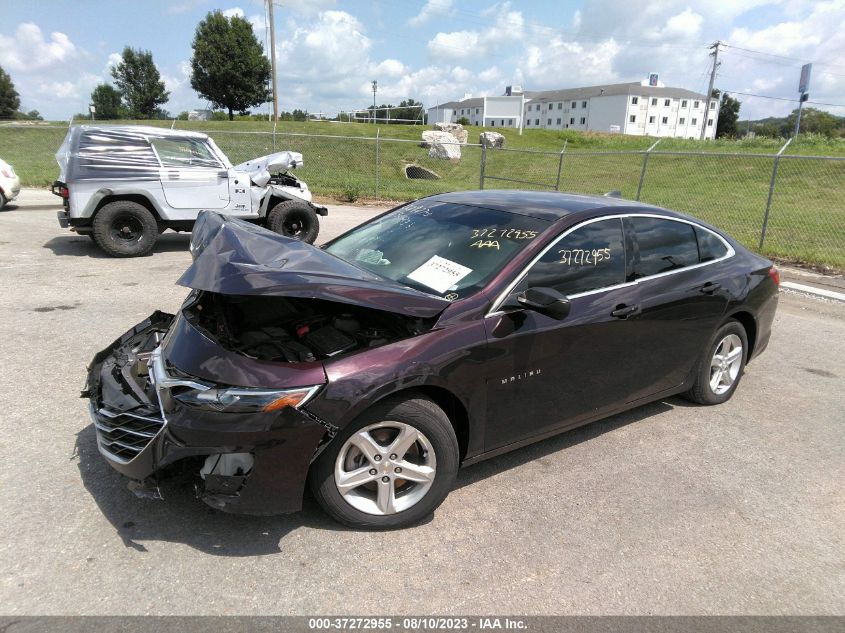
[53,125,327,257]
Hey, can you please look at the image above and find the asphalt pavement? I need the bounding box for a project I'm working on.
[0,189,843,615]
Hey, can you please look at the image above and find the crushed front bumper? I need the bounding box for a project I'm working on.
[84,312,329,515]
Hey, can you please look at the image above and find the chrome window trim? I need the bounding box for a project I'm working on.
[487,213,735,316]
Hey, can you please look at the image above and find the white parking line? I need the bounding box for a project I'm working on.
[781,281,845,302]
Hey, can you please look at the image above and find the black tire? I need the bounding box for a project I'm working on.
[684,319,749,405]
[0,191,7,211]
[92,200,158,257]
[266,200,319,244]
[309,395,459,529]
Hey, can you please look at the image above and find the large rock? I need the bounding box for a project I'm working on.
[433,122,468,144]
[421,131,462,160]
[479,131,506,149]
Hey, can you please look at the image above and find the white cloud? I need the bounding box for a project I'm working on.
[222,7,245,19]
[0,23,77,72]
[408,0,455,27]
[427,3,525,61]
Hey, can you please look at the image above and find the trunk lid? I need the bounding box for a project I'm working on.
[178,212,451,319]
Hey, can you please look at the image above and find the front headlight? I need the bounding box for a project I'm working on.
[173,385,321,413]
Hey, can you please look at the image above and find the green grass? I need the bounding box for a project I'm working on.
[0,120,843,269]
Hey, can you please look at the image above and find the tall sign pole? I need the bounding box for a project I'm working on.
[268,0,279,122]
[700,41,721,140]
[794,63,812,138]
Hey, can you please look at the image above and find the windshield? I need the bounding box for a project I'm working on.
[324,201,550,299]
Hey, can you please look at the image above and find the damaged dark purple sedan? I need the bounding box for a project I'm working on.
[84,190,779,529]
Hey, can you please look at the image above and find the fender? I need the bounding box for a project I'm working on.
[259,184,329,217]
[82,187,167,219]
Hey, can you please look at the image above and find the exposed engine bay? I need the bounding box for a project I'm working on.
[184,292,433,363]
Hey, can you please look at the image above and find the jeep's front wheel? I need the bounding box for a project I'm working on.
[266,200,319,244]
[92,201,158,257]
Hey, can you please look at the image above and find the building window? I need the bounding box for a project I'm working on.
[556,118,561,124]
[661,116,668,124]
[557,102,562,109]
[631,96,638,105]
[535,119,539,125]
[582,100,587,107]
[580,117,586,124]
[629,115,636,123]
[679,117,686,125]
[710,101,716,109]
[707,118,713,126]
[681,100,687,108]
[571,101,576,108]
[570,117,574,124]
[476,108,480,114]
[664,99,670,106]
[649,115,655,124]
[548,118,552,125]
[692,117,698,125]
[693,100,699,108]
[651,98,658,106]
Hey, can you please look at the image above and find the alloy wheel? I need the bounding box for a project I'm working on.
[709,333,743,395]
[334,421,437,516]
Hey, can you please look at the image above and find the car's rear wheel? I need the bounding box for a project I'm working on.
[93,201,158,257]
[685,320,748,405]
[266,200,319,244]
[309,396,459,529]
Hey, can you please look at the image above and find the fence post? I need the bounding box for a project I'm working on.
[272,120,277,152]
[375,128,380,200]
[479,142,487,189]
[636,138,661,201]
[554,140,568,191]
[759,137,793,250]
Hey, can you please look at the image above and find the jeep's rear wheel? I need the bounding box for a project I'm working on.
[93,201,158,257]
[267,200,319,244]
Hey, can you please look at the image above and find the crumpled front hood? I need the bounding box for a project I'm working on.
[233,151,303,187]
[177,212,451,319]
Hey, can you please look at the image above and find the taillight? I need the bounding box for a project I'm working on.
[768,266,780,286]
[60,186,69,199]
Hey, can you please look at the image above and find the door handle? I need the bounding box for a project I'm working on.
[167,171,179,180]
[700,282,721,294]
[611,304,640,319]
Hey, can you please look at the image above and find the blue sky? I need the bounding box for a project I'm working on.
[1,0,843,121]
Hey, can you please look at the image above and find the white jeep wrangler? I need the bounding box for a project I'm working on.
[53,125,327,257]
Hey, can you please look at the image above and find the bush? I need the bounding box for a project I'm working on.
[341,180,364,202]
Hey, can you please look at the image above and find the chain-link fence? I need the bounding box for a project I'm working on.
[0,124,842,268]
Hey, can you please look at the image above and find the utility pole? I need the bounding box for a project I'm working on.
[268,0,279,122]
[700,41,721,140]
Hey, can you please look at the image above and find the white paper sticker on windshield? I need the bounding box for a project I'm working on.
[407,256,473,294]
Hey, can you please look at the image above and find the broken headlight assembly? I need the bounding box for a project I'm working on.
[172,384,321,413]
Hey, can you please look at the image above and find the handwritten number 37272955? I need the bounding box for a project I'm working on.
[558,248,611,266]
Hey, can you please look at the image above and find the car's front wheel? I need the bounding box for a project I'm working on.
[266,200,319,244]
[309,396,459,529]
[685,319,749,405]
[92,200,158,257]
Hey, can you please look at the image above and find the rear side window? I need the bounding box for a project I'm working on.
[518,218,626,297]
[630,217,699,278]
[696,227,728,262]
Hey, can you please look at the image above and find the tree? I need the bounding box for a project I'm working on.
[0,65,21,119]
[783,107,844,137]
[190,11,271,121]
[111,47,170,119]
[716,91,740,138]
[91,84,124,119]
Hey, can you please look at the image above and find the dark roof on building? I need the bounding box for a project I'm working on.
[428,97,485,110]
[524,82,707,103]
[428,190,658,222]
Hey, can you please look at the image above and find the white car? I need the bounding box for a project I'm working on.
[0,158,21,210]
[53,125,328,257]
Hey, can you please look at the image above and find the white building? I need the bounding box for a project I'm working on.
[428,79,719,139]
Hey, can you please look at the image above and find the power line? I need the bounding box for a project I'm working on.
[724,90,845,109]
[721,43,845,71]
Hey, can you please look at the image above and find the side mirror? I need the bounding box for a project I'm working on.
[516,287,571,320]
